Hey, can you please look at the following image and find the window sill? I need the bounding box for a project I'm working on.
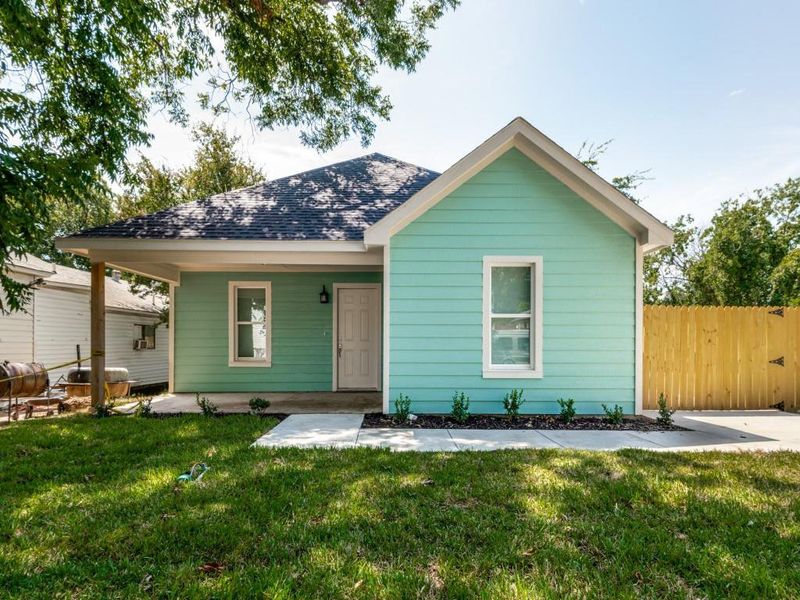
[228,361,272,368]
[482,369,543,379]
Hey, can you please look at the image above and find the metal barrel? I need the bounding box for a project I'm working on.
[0,362,49,397]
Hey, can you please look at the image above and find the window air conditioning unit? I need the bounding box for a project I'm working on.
[133,339,146,350]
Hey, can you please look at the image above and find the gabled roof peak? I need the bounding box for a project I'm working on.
[365,117,673,253]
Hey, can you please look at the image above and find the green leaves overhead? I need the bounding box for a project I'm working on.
[0,0,459,310]
[645,179,800,307]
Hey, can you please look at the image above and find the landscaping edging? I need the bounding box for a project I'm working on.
[362,414,687,432]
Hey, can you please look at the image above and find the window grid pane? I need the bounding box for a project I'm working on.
[237,323,267,359]
[491,266,531,314]
[234,286,269,361]
[237,288,266,323]
[491,317,531,366]
[488,263,535,369]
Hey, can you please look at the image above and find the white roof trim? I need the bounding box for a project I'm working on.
[364,117,674,253]
[56,238,368,253]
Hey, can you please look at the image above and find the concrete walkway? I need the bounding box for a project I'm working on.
[253,410,800,452]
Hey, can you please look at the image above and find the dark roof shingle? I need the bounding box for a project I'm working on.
[74,153,439,241]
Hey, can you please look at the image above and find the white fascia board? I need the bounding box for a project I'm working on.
[56,237,368,253]
[6,263,56,278]
[364,117,674,249]
[86,249,382,267]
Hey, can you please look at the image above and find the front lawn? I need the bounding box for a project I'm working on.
[1,416,798,599]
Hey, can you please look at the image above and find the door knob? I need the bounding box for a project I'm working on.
[337,342,342,357]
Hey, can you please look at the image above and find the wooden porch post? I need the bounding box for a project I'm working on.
[90,261,106,407]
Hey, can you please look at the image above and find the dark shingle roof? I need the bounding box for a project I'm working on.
[74,153,439,241]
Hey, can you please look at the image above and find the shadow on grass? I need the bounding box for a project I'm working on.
[0,416,798,598]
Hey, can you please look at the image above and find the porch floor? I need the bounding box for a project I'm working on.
[142,392,382,414]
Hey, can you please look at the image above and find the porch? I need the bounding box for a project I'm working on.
[142,391,382,414]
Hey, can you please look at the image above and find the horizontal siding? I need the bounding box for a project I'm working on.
[106,315,168,387]
[0,274,34,362]
[389,148,636,414]
[174,271,381,393]
[32,287,167,387]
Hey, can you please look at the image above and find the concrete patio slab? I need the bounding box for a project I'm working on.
[250,410,800,452]
[537,430,663,450]
[253,414,363,448]
[626,430,734,450]
[448,429,561,450]
[138,392,382,414]
[356,429,459,452]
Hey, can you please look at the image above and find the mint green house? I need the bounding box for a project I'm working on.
[58,118,672,414]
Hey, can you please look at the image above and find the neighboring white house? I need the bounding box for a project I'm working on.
[1,255,167,388]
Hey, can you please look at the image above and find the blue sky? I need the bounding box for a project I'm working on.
[144,0,800,226]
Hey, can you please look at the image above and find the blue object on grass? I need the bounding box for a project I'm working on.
[177,462,209,483]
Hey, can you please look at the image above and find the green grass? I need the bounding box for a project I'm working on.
[1,416,798,599]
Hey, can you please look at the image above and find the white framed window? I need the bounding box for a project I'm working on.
[133,324,156,350]
[482,256,543,378]
[228,281,272,367]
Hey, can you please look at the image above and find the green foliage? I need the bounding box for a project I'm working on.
[656,393,675,427]
[577,139,650,203]
[92,400,116,419]
[394,393,412,423]
[557,398,576,423]
[117,122,266,298]
[579,139,800,308]
[601,403,625,425]
[248,396,271,415]
[502,389,525,419]
[195,393,218,417]
[134,397,153,418]
[0,0,459,310]
[690,199,786,305]
[450,391,470,424]
[645,179,800,306]
[643,215,703,305]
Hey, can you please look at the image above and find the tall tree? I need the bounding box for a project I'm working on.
[687,199,785,306]
[117,122,264,219]
[118,123,265,296]
[643,215,702,305]
[646,180,800,306]
[0,0,459,311]
[577,140,800,306]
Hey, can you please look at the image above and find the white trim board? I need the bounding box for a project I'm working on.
[634,244,644,415]
[481,256,544,379]
[331,283,382,392]
[365,117,673,253]
[58,238,369,253]
[227,281,272,368]
[168,283,176,393]
[382,240,391,412]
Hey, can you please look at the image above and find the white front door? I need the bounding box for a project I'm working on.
[336,285,380,390]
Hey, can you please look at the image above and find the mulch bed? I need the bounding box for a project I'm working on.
[362,413,687,431]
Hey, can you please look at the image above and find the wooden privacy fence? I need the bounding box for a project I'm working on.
[644,306,799,411]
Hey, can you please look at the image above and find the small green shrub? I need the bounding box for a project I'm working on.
[602,403,625,425]
[133,397,152,418]
[450,391,470,424]
[92,401,115,418]
[502,389,525,419]
[557,398,576,423]
[656,393,675,427]
[394,393,412,423]
[248,396,271,415]
[195,393,218,417]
